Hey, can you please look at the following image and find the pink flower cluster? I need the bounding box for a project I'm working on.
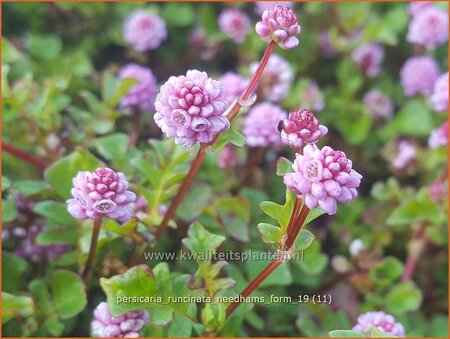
[408,2,432,17]
[352,311,405,337]
[154,70,230,147]
[217,145,237,169]
[363,89,394,120]
[284,144,362,215]
[254,2,293,15]
[91,302,149,338]
[250,54,293,102]
[218,9,250,44]
[428,121,448,149]
[67,168,136,222]
[431,72,449,112]
[300,82,325,112]
[400,56,439,96]
[352,43,384,77]
[428,180,448,203]
[243,102,287,147]
[392,140,416,170]
[255,5,301,49]
[118,64,157,113]
[407,6,448,49]
[123,10,167,52]
[280,109,328,148]
[218,72,249,105]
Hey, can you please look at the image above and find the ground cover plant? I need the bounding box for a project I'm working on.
[1,1,449,337]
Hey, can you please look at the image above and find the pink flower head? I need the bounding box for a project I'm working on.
[407,7,448,49]
[254,2,293,15]
[91,302,149,338]
[284,144,362,215]
[250,54,293,102]
[118,64,157,113]
[188,27,220,61]
[392,140,416,170]
[428,180,448,203]
[428,121,448,149]
[217,145,237,169]
[154,70,230,147]
[352,43,384,77]
[353,311,405,337]
[255,5,301,49]
[67,168,136,222]
[218,9,251,44]
[280,109,328,148]
[408,2,433,17]
[243,102,287,147]
[300,82,325,111]
[123,10,167,52]
[431,72,449,112]
[218,72,249,105]
[400,56,440,96]
[363,89,394,120]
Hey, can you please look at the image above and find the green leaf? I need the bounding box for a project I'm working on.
[100,265,157,316]
[162,3,195,27]
[2,252,29,293]
[387,99,433,139]
[370,256,404,285]
[28,35,62,61]
[212,128,246,152]
[2,292,35,324]
[2,176,11,191]
[92,133,128,161]
[14,180,49,196]
[260,189,295,231]
[29,279,54,315]
[177,184,212,220]
[329,329,364,338]
[297,240,328,275]
[103,219,139,236]
[386,282,423,314]
[2,199,17,223]
[33,201,76,225]
[303,208,325,226]
[44,149,103,199]
[168,313,193,337]
[36,227,77,245]
[107,78,138,108]
[245,250,292,287]
[51,270,87,318]
[182,222,226,258]
[368,327,396,337]
[257,223,282,244]
[201,302,226,333]
[295,229,316,251]
[276,157,293,176]
[2,38,22,63]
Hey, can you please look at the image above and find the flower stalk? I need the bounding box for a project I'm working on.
[82,217,103,283]
[2,142,49,170]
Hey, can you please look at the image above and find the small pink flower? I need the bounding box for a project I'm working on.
[428,180,448,203]
[430,72,449,112]
[392,140,416,170]
[428,121,448,149]
[400,56,440,96]
[408,2,433,17]
[352,43,384,77]
[255,5,301,49]
[243,102,287,147]
[407,7,448,49]
[280,109,328,148]
[123,10,167,52]
[154,70,230,147]
[250,54,293,102]
[217,145,237,169]
[67,168,136,222]
[363,90,394,120]
[91,302,149,338]
[218,9,251,44]
[254,2,293,15]
[218,72,249,105]
[300,82,325,111]
[188,27,220,61]
[353,311,405,337]
[118,64,157,113]
[284,144,362,215]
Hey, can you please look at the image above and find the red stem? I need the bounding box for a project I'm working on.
[2,142,49,170]
[82,217,103,283]
[154,145,208,240]
[401,223,427,282]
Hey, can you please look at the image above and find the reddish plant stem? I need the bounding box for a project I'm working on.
[2,142,49,170]
[285,197,302,236]
[154,42,276,241]
[240,147,265,188]
[154,144,208,241]
[226,202,310,317]
[82,217,103,283]
[127,107,141,150]
[226,41,276,121]
[401,222,427,282]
